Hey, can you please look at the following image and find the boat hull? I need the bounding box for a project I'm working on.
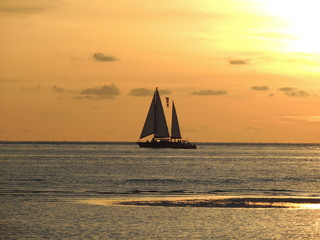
[137,141,196,149]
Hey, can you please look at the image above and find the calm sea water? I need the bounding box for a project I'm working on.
[1,142,319,239]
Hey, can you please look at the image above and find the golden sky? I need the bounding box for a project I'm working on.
[1,0,320,142]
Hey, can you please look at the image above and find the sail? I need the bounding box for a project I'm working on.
[139,88,169,139]
[171,101,182,139]
[154,89,170,138]
[139,92,156,138]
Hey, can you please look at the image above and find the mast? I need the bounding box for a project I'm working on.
[171,101,182,139]
[154,88,169,138]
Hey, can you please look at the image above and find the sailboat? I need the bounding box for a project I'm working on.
[137,88,196,149]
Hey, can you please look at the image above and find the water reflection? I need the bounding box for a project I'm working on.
[301,204,320,209]
[77,196,320,209]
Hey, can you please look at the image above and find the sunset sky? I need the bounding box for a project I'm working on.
[1,0,320,142]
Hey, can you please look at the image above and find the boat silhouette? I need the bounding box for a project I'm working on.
[137,88,196,149]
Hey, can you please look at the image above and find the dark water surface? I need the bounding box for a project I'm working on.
[1,142,319,239]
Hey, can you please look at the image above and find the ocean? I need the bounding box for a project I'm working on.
[1,142,319,239]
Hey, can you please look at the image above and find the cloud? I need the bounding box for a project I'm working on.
[51,84,120,100]
[51,85,77,98]
[276,116,320,122]
[52,85,65,93]
[0,129,7,134]
[278,87,295,92]
[278,87,309,97]
[251,85,269,91]
[129,88,153,97]
[159,89,172,95]
[54,54,84,62]
[0,78,15,83]
[80,84,120,99]
[229,58,250,65]
[129,88,172,97]
[243,126,259,134]
[93,53,118,62]
[246,51,320,68]
[287,90,309,97]
[0,0,58,13]
[21,85,42,91]
[191,89,227,96]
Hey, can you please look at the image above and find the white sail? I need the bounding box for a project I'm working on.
[171,101,182,139]
[139,88,169,139]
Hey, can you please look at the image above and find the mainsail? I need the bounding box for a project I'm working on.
[171,101,181,139]
[139,92,156,138]
[139,88,169,139]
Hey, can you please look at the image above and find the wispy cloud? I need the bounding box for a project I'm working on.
[229,58,250,65]
[191,89,227,96]
[251,85,269,91]
[276,116,320,122]
[243,51,320,69]
[129,88,172,97]
[278,87,295,92]
[278,87,309,97]
[137,8,230,21]
[243,126,259,134]
[0,0,59,13]
[93,53,118,62]
[159,89,172,95]
[51,84,120,100]
[21,85,42,91]
[129,88,153,97]
[0,129,7,134]
[80,84,120,99]
[0,78,15,83]
[51,85,78,98]
[52,85,65,93]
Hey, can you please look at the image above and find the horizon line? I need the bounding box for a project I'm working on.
[1,140,320,145]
